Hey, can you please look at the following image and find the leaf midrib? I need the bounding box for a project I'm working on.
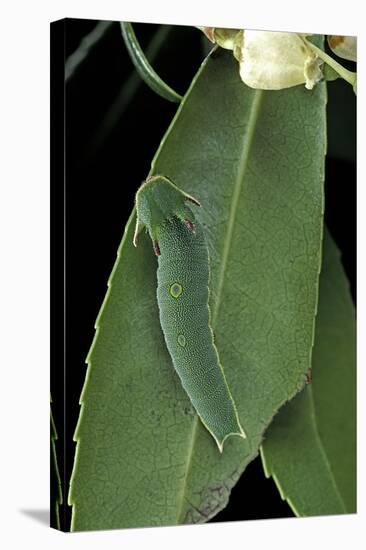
[176,88,264,523]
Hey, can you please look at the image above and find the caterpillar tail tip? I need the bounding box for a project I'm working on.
[215,427,247,453]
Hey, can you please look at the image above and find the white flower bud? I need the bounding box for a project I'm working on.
[327,36,357,62]
[238,31,323,90]
[213,28,241,50]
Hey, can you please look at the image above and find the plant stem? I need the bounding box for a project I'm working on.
[120,22,182,103]
[87,25,173,157]
[305,40,357,91]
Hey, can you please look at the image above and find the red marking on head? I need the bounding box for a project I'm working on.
[184,219,195,232]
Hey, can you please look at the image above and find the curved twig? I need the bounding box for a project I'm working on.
[120,21,182,103]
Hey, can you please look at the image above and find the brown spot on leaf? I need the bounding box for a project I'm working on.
[183,468,243,524]
[305,369,312,384]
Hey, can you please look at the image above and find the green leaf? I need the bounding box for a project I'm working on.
[260,229,356,515]
[51,397,63,529]
[69,48,326,530]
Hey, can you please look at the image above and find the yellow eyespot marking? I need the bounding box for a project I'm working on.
[169,282,183,298]
[178,334,186,347]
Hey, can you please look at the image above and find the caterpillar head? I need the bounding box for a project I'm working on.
[133,175,200,254]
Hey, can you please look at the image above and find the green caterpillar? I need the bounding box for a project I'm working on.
[133,175,246,452]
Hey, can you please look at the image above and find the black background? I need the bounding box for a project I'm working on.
[51,19,356,531]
